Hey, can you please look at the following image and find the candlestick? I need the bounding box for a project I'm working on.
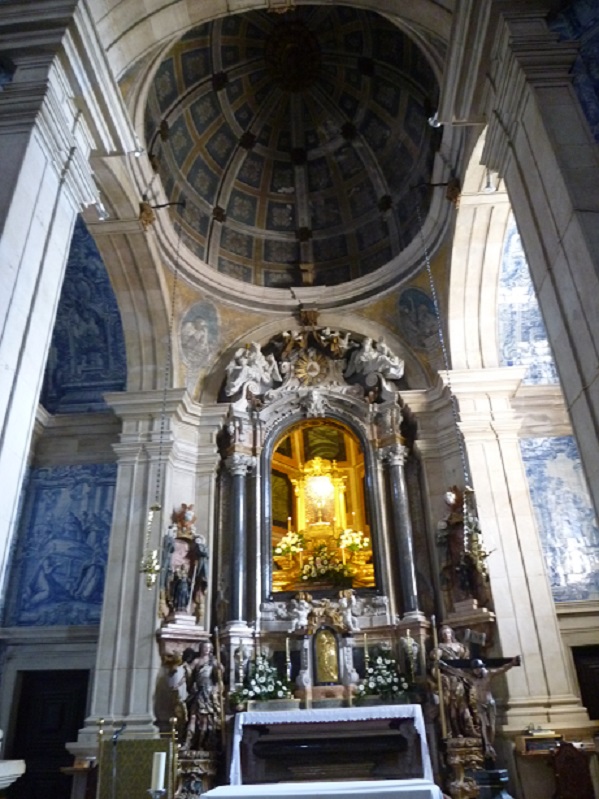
[431,615,447,739]
[151,751,166,792]
[287,516,292,532]
[363,632,369,666]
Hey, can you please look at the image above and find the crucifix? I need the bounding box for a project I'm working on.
[439,631,521,763]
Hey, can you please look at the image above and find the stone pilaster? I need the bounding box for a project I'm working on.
[449,368,592,734]
[75,389,208,745]
[480,1,599,523]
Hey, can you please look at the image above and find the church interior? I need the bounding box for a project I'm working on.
[1,1,599,798]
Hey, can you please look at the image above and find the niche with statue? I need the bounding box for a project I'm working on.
[271,420,375,594]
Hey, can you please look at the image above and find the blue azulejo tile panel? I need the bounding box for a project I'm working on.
[41,217,127,413]
[521,436,599,602]
[498,217,558,384]
[550,2,599,142]
[5,464,116,626]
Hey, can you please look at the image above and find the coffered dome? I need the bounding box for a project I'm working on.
[145,5,440,288]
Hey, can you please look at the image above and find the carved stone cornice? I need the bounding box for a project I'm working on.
[0,0,138,208]
[482,2,579,173]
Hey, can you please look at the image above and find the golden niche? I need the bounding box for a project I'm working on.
[271,420,375,593]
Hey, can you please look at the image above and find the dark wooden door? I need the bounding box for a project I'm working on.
[7,669,89,799]
[573,645,599,720]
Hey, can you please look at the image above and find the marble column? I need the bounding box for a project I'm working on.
[382,444,422,619]
[225,453,254,625]
[450,369,592,734]
[0,0,135,598]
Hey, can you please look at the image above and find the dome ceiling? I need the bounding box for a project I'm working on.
[145,5,440,288]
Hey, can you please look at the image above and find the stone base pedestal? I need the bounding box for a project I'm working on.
[445,737,485,799]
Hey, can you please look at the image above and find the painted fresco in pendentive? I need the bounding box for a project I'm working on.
[41,217,127,413]
[498,217,558,384]
[5,464,116,626]
[397,287,438,350]
[521,436,599,602]
[181,301,219,368]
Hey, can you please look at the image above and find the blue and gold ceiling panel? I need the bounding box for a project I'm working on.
[312,233,349,262]
[311,197,342,231]
[189,94,220,133]
[237,152,264,189]
[264,269,295,289]
[269,161,294,192]
[205,125,237,167]
[187,160,219,205]
[146,5,439,287]
[180,50,210,85]
[217,257,253,283]
[221,227,254,259]
[266,199,296,231]
[264,238,299,265]
[227,190,258,227]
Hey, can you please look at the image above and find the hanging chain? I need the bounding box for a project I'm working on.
[416,200,490,578]
[415,201,471,488]
[140,208,184,588]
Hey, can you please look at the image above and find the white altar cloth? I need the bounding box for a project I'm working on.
[205,778,443,799]
[230,705,433,784]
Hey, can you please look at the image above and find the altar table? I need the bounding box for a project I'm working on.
[229,705,434,785]
[205,779,443,798]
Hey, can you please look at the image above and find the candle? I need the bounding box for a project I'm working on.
[151,751,166,791]
[287,516,292,532]
[285,636,290,661]
[363,632,369,659]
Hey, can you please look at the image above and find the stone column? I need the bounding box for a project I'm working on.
[450,369,592,734]
[480,1,599,522]
[224,453,254,625]
[382,444,422,620]
[0,0,135,597]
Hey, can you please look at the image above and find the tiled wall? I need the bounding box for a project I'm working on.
[5,464,116,626]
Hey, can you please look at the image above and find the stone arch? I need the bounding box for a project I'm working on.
[448,128,512,371]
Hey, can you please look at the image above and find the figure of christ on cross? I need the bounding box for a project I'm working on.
[439,655,521,761]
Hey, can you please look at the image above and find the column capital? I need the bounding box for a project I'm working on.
[225,453,256,476]
[379,443,408,467]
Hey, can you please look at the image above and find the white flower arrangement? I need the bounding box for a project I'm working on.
[299,543,351,584]
[229,655,293,707]
[355,652,409,701]
[338,528,370,552]
[273,530,305,556]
